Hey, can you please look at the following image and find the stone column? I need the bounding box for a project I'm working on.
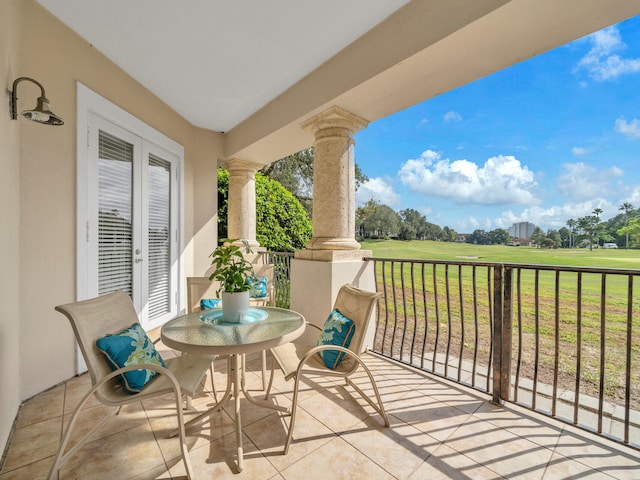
[224,158,262,249]
[297,106,369,261]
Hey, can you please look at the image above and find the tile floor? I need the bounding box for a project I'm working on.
[1,347,639,480]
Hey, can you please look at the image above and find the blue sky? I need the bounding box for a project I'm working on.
[354,16,640,234]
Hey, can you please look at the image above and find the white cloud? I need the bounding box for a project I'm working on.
[397,150,539,206]
[443,111,462,122]
[623,186,640,206]
[356,177,401,207]
[497,199,613,230]
[571,146,593,156]
[417,118,428,127]
[557,162,624,201]
[575,26,640,80]
[615,118,640,138]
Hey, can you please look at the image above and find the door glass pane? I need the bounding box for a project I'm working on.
[148,154,171,320]
[98,130,133,296]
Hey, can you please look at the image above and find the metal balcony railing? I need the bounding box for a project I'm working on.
[367,257,640,450]
[260,251,294,308]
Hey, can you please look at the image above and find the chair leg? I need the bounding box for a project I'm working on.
[345,361,390,427]
[283,373,302,455]
[47,376,124,480]
[210,362,218,402]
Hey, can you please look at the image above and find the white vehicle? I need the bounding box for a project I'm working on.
[602,242,618,249]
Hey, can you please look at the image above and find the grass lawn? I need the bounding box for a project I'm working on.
[360,239,640,269]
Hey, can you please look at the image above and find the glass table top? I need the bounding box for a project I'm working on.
[161,306,305,356]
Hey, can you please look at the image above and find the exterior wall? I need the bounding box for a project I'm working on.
[12,0,222,406]
[0,0,24,457]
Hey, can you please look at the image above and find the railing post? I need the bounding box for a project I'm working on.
[492,265,512,403]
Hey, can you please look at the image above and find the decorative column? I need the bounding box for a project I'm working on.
[224,158,262,249]
[290,106,376,348]
[296,106,369,261]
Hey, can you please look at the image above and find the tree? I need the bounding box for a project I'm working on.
[618,216,640,249]
[260,147,369,217]
[356,199,380,238]
[488,228,510,245]
[466,229,490,245]
[531,227,545,247]
[399,208,428,240]
[545,229,562,248]
[217,169,312,252]
[619,202,634,249]
[363,204,401,239]
[442,226,457,242]
[558,227,571,248]
[566,218,576,248]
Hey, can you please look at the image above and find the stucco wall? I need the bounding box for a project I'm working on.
[0,0,24,457]
[14,0,222,401]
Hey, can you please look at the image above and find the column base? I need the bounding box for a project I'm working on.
[305,236,362,251]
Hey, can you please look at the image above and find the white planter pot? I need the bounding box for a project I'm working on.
[221,291,250,323]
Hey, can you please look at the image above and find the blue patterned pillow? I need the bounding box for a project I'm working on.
[248,275,268,298]
[317,309,356,369]
[200,298,221,310]
[96,323,166,394]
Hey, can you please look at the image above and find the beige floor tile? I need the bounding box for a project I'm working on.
[297,384,376,433]
[15,385,64,428]
[279,436,395,480]
[0,456,53,480]
[4,352,638,480]
[62,401,150,451]
[444,415,553,479]
[244,409,335,471]
[409,443,504,480]
[340,416,441,479]
[167,431,278,479]
[552,426,640,479]
[388,394,471,442]
[473,401,564,450]
[1,417,62,472]
[127,463,174,480]
[150,401,235,464]
[58,422,166,479]
[62,373,102,414]
[541,452,617,479]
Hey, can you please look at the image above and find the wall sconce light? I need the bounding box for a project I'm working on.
[10,77,64,126]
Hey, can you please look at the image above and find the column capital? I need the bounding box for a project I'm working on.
[222,158,263,174]
[301,106,369,135]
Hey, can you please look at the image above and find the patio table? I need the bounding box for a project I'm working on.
[161,306,305,472]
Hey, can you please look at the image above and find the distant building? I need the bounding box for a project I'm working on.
[508,222,537,239]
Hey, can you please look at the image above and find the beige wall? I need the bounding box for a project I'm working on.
[1,0,222,454]
[0,0,23,457]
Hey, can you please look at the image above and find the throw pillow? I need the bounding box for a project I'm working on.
[248,275,268,298]
[200,298,221,310]
[317,309,355,369]
[96,323,166,394]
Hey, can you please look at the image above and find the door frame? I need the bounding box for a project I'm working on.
[76,82,185,371]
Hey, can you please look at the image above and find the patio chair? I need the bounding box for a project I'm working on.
[266,284,390,454]
[49,291,212,480]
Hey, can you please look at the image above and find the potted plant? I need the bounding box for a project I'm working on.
[208,240,255,322]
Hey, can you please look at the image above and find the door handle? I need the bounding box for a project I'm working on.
[135,258,143,263]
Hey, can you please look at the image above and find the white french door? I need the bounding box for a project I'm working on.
[85,113,179,331]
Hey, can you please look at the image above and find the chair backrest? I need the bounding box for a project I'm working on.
[55,291,140,398]
[186,277,221,313]
[333,284,382,355]
[251,264,275,306]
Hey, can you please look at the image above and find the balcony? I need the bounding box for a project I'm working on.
[2,349,639,479]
